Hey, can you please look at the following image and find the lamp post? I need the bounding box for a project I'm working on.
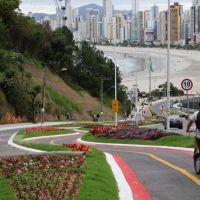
[41,67,67,126]
[114,58,118,126]
[166,0,171,131]
[100,77,110,122]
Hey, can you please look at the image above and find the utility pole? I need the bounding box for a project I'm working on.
[41,66,47,127]
[100,77,110,122]
[166,0,171,131]
[149,56,152,99]
[114,58,118,126]
[40,67,67,126]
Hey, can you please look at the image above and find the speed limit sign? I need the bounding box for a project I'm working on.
[181,79,193,91]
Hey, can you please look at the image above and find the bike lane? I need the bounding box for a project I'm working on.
[6,129,200,200]
[46,133,200,200]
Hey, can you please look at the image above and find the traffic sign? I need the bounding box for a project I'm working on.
[112,100,119,113]
[181,79,193,91]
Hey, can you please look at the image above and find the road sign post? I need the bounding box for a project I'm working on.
[112,100,119,113]
[181,79,193,119]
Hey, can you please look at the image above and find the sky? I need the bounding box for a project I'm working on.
[19,0,193,14]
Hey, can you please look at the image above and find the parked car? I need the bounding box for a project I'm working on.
[179,113,189,119]
[163,115,183,129]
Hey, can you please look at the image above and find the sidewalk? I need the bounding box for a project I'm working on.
[0,121,73,131]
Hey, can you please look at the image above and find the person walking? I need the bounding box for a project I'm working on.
[186,102,200,156]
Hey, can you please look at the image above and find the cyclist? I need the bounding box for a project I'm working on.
[186,102,200,157]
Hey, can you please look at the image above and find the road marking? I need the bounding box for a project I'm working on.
[113,154,152,200]
[50,140,58,145]
[103,148,200,186]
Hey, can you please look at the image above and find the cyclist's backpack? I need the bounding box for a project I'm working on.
[195,111,200,130]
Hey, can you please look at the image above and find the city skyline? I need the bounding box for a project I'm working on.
[20,0,192,14]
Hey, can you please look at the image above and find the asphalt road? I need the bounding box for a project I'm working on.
[151,100,196,137]
[1,127,200,199]
[34,132,200,200]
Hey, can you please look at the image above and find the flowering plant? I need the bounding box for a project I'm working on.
[25,127,61,134]
[88,123,128,135]
[63,143,92,152]
[0,154,85,200]
[89,125,178,140]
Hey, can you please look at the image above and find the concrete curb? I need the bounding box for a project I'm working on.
[0,122,74,131]
[8,132,45,153]
[24,132,80,141]
[77,138,193,152]
[105,153,133,200]
[139,123,162,128]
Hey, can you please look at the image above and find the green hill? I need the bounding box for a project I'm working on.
[0,0,129,123]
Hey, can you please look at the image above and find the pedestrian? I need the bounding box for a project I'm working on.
[186,102,200,157]
[92,114,96,122]
[96,113,100,122]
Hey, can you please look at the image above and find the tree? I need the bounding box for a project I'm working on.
[151,82,184,97]
[0,18,8,48]
[26,85,41,122]
[0,0,20,19]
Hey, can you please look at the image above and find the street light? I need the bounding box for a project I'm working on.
[100,77,110,122]
[166,0,171,131]
[114,58,118,126]
[41,67,67,126]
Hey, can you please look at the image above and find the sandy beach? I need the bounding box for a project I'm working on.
[97,46,200,94]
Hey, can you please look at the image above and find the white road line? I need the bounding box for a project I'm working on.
[105,153,133,200]
[77,138,193,152]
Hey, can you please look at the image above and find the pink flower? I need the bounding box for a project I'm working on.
[42,156,49,163]
[41,192,50,200]
[60,160,65,165]
[16,168,22,174]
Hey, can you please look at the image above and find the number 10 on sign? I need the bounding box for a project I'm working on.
[181,79,193,91]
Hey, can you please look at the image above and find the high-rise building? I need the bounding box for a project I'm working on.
[138,11,144,43]
[103,0,113,40]
[132,0,139,42]
[183,10,191,44]
[144,10,152,29]
[65,0,73,29]
[112,12,126,43]
[132,0,139,15]
[90,15,98,42]
[151,4,159,20]
[190,0,200,43]
[170,2,183,43]
[159,11,168,44]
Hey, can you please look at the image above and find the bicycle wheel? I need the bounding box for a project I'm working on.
[194,154,200,175]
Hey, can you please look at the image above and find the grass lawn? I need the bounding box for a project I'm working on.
[82,133,194,148]
[0,176,16,200]
[18,129,73,139]
[76,149,119,200]
[1,132,119,200]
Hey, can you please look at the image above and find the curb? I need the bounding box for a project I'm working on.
[8,132,45,153]
[24,132,80,141]
[77,138,193,152]
[105,153,133,200]
[0,122,74,131]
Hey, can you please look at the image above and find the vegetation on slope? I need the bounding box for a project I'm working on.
[0,0,130,123]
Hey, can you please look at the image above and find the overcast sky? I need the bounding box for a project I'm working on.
[20,0,192,14]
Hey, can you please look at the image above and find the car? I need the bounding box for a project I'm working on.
[179,113,189,119]
[163,115,183,129]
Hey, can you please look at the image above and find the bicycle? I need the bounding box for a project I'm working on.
[194,148,200,175]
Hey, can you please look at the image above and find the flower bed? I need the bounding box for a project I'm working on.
[89,125,178,140]
[0,154,85,200]
[87,123,128,136]
[63,143,91,152]
[25,127,62,134]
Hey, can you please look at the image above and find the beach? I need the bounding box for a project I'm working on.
[97,46,200,93]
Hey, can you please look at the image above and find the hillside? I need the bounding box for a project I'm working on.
[26,63,114,121]
[0,0,127,124]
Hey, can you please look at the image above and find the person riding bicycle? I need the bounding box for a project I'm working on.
[186,102,200,157]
